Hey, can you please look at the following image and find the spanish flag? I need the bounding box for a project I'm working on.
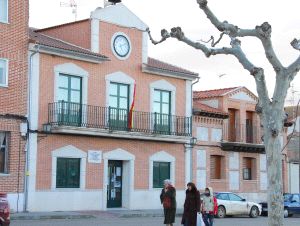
[128,83,136,129]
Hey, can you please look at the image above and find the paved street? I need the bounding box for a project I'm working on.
[11,216,300,226]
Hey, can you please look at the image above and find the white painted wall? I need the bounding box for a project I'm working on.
[211,128,222,142]
[30,190,103,212]
[230,91,256,103]
[7,193,24,212]
[229,152,240,190]
[196,150,206,190]
[200,99,219,109]
[289,163,299,193]
[238,192,267,203]
[197,127,209,141]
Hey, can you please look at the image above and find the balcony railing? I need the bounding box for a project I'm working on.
[222,123,262,144]
[48,102,192,137]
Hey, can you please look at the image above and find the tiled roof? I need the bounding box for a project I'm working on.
[193,87,239,99]
[29,28,109,60]
[146,57,198,77]
[35,19,89,32]
[193,102,228,116]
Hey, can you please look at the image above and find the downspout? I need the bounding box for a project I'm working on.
[189,77,200,182]
[24,44,39,212]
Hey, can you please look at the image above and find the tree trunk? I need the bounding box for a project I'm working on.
[264,125,284,226]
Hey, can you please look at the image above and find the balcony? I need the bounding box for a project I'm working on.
[221,123,265,153]
[45,102,192,143]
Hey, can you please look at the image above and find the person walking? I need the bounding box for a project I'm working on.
[181,182,200,226]
[160,179,176,226]
[201,187,217,226]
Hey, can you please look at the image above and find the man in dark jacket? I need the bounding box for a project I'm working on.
[181,182,200,226]
[160,179,176,226]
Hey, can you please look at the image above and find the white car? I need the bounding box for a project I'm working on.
[215,192,262,218]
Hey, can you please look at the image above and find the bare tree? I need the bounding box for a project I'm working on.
[148,1,300,225]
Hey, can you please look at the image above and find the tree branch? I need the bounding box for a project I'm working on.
[146,28,170,45]
[287,39,300,76]
[200,32,225,47]
[196,0,283,72]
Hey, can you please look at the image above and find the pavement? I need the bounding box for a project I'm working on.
[11,209,184,221]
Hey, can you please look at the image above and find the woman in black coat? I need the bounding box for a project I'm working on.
[181,182,200,226]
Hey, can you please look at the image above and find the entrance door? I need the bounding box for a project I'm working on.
[107,160,123,208]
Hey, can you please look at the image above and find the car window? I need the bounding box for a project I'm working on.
[217,193,229,200]
[292,195,300,203]
[284,194,292,202]
[229,194,243,201]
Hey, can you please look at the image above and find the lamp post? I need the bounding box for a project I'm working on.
[190,137,197,182]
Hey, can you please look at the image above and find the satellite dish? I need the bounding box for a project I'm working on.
[108,0,121,4]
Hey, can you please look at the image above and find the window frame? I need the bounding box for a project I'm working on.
[210,155,225,180]
[109,82,129,110]
[0,58,8,87]
[229,193,243,202]
[0,132,9,174]
[153,161,171,188]
[56,157,81,189]
[0,0,8,24]
[243,168,252,180]
[58,73,82,104]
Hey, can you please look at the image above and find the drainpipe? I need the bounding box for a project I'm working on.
[24,44,39,212]
[189,77,200,182]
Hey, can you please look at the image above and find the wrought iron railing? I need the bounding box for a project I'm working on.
[48,102,192,137]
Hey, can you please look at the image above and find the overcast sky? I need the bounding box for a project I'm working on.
[29,0,300,105]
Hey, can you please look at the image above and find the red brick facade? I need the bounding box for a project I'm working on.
[0,0,28,210]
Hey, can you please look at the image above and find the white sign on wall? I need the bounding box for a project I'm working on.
[88,150,102,163]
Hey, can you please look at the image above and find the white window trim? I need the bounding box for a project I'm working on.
[0,0,8,24]
[150,80,176,115]
[111,32,132,61]
[51,145,87,190]
[149,151,175,190]
[0,58,8,87]
[105,71,135,108]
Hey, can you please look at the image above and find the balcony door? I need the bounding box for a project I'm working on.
[228,109,237,142]
[109,83,129,130]
[57,74,82,126]
[153,90,171,134]
[246,111,254,143]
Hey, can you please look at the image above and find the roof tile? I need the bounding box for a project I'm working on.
[193,87,239,99]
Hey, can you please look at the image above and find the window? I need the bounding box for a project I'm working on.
[292,195,300,203]
[56,158,80,188]
[0,59,8,87]
[153,89,171,133]
[217,193,229,200]
[210,155,225,179]
[229,193,243,202]
[0,132,8,173]
[243,157,256,180]
[153,162,170,188]
[0,0,8,23]
[109,82,129,129]
[57,74,82,125]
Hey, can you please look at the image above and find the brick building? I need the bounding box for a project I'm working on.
[0,0,28,212]
[25,3,198,211]
[192,87,289,202]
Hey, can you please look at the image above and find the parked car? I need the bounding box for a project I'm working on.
[215,192,262,218]
[0,193,10,226]
[260,193,300,218]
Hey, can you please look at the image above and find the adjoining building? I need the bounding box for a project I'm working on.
[0,0,28,212]
[192,87,289,202]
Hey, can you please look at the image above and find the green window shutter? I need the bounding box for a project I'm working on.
[56,158,80,188]
[153,162,171,188]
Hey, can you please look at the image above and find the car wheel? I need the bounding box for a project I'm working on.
[249,206,259,218]
[284,209,289,218]
[217,206,226,218]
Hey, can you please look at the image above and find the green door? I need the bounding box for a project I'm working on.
[107,160,123,208]
[57,74,82,126]
[153,89,171,134]
[108,83,129,130]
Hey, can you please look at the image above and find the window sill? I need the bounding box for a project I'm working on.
[0,84,8,88]
[0,173,10,177]
[52,188,83,192]
[0,21,9,25]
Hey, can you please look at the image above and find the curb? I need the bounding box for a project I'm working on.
[11,214,95,221]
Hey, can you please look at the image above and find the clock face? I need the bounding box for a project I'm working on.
[113,35,130,58]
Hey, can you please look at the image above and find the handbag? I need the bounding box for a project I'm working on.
[197,212,204,226]
[163,196,171,209]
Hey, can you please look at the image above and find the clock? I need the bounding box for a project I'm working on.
[113,35,131,58]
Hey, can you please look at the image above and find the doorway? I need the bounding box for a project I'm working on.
[107,160,123,208]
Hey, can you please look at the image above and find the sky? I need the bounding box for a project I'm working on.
[29,0,300,105]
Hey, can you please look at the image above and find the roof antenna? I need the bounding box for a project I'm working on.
[60,0,78,21]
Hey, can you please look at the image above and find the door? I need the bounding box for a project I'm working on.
[153,89,171,134]
[228,109,236,142]
[57,74,82,126]
[216,193,232,215]
[246,111,253,143]
[109,83,129,130]
[107,160,123,208]
[228,193,248,215]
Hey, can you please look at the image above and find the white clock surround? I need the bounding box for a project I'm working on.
[111,32,132,60]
